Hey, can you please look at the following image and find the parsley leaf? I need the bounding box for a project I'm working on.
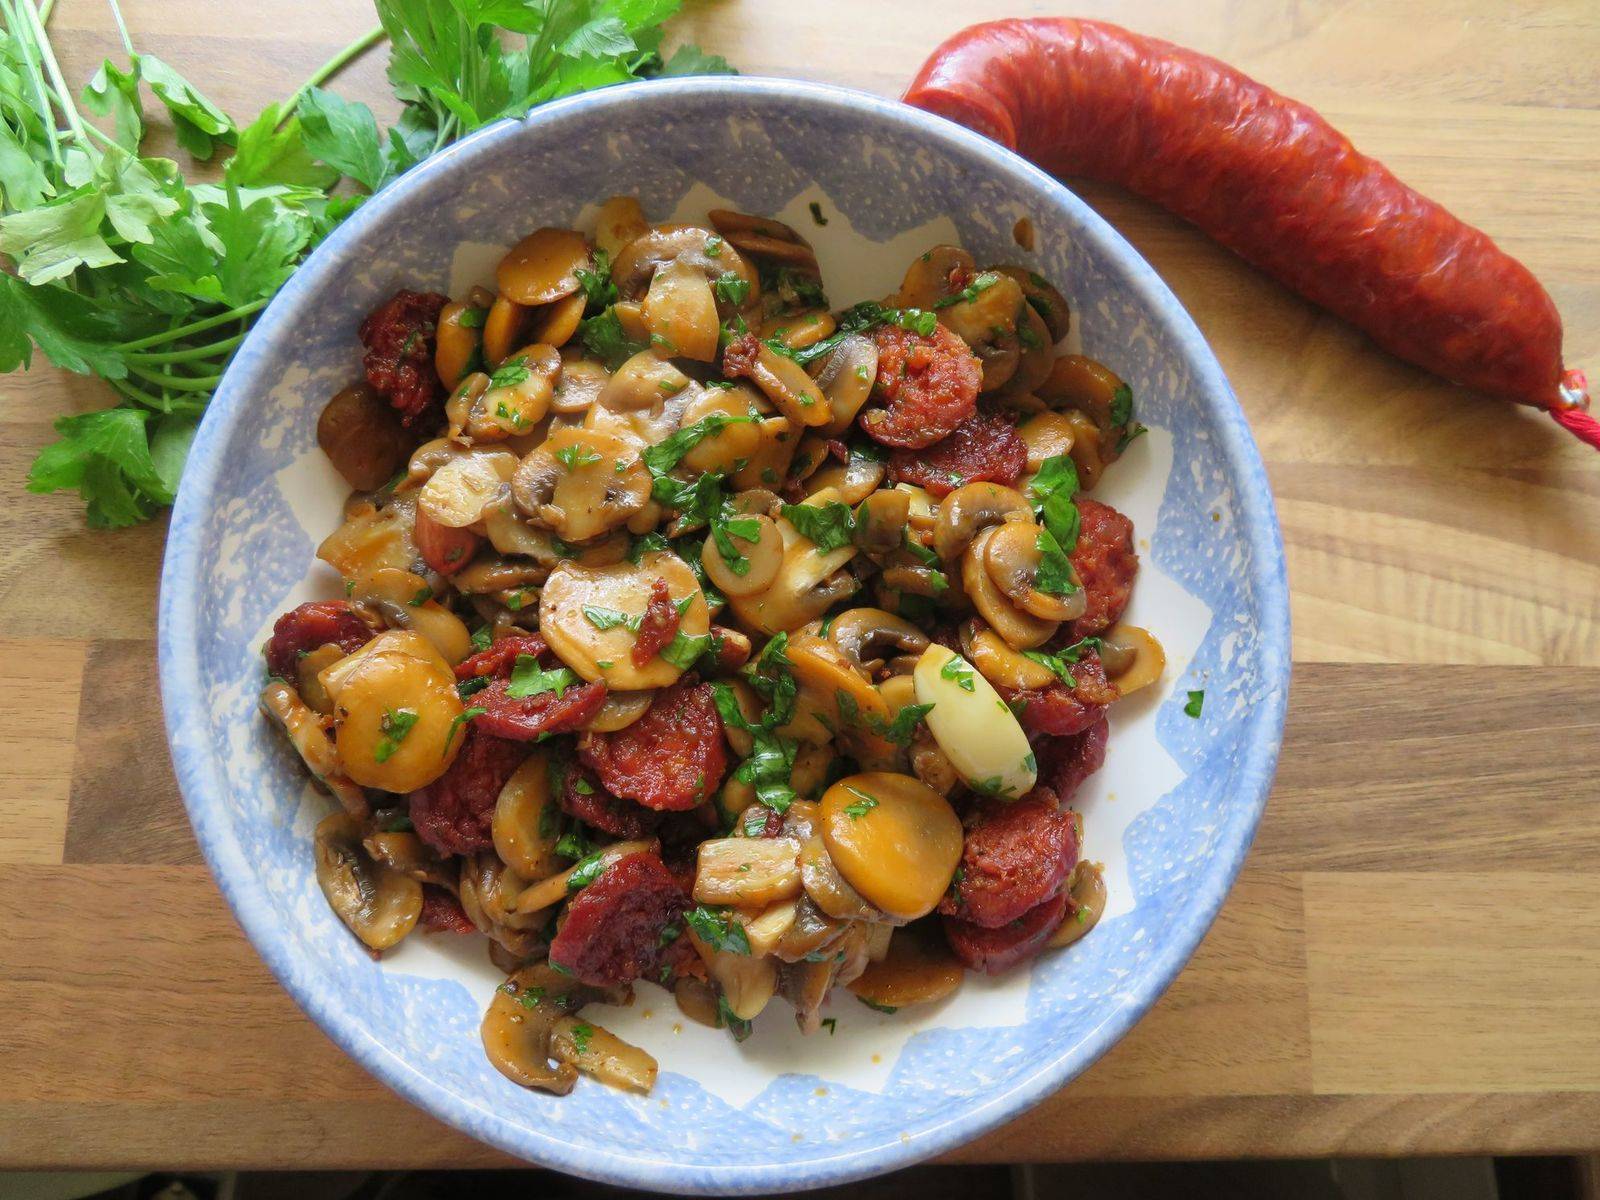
[867,702,935,747]
[1184,689,1205,718]
[582,604,641,632]
[374,707,420,762]
[779,500,856,551]
[506,654,579,700]
[643,412,759,476]
[686,904,751,955]
[842,785,879,819]
[940,655,976,693]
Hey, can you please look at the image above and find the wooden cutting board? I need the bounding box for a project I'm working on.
[1,0,1597,1170]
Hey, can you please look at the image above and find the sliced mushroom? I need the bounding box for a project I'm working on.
[983,519,1088,622]
[960,618,1057,691]
[492,751,563,882]
[551,354,609,415]
[538,550,708,689]
[482,294,530,367]
[993,265,1072,343]
[434,287,493,388]
[913,644,1037,799]
[261,680,368,817]
[512,427,651,543]
[804,446,885,506]
[482,963,584,1094]
[611,224,758,308]
[473,344,561,439]
[847,922,964,1009]
[594,195,649,258]
[819,772,962,921]
[677,386,763,474]
[962,526,1059,650]
[314,812,422,951]
[674,975,722,1028]
[418,447,517,529]
[725,493,858,635]
[480,497,571,562]
[349,566,473,664]
[896,483,937,531]
[741,897,801,957]
[816,333,879,436]
[786,631,889,727]
[938,272,1026,393]
[799,835,886,923]
[643,256,720,361]
[853,490,911,556]
[702,512,783,597]
[584,688,655,733]
[320,630,466,793]
[459,851,549,951]
[694,837,803,907]
[778,956,844,1035]
[317,493,420,579]
[772,893,852,964]
[1016,410,1077,472]
[696,939,779,1023]
[729,337,829,428]
[529,291,585,348]
[1006,301,1056,396]
[294,643,346,716]
[1049,860,1107,948]
[317,384,412,492]
[707,208,818,273]
[450,554,548,596]
[1038,354,1133,476]
[932,481,1032,562]
[551,1015,657,1094]
[908,726,961,795]
[758,309,835,351]
[730,413,799,492]
[827,608,929,679]
[898,245,976,309]
[497,227,591,306]
[1099,624,1166,695]
[596,347,691,412]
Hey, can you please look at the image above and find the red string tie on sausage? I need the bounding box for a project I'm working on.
[903,18,1594,453]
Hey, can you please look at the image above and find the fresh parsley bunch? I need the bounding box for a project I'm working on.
[0,0,732,527]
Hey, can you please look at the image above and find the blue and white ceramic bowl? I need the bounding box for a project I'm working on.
[159,77,1289,1195]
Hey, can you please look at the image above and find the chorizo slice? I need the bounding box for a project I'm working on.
[558,760,660,840]
[1002,652,1118,739]
[939,787,1079,929]
[860,323,982,449]
[547,851,690,988]
[359,288,449,427]
[409,727,527,856]
[886,410,1027,498]
[454,634,552,682]
[264,601,374,680]
[943,885,1071,975]
[473,676,608,742]
[1037,715,1109,802]
[631,578,682,668]
[578,679,727,812]
[1067,498,1137,639]
[419,885,476,933]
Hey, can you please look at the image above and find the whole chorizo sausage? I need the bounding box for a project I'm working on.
[903,19,1594,443]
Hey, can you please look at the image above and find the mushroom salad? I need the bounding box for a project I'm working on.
[263,199,1162,1096]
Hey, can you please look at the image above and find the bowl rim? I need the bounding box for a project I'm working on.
[158,73,1290,1195]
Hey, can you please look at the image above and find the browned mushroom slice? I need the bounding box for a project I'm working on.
[472,344,561,439]
[482,963,585,1094]
[642,257,720,361]
[826,608,930,678]
[317,384,411,492]
[1037,354,1134,471]
[931,481,1032,562]
[815,333,879,436]
[529,291,586,349]
[758,309,836,351]
[993,264,1072,343]
[417,446,518,530]
[610,224,759,311]
[435,286,494,388]
[551,1015,658,1093]
[482,294,530,367]
[707,208,820,273]
[583,688,655,733]
[492,750,563,882]
[1005,301,1056,396]
[938,271,1026,393]
[960,527,1059,651]
[852,489,911,557]
[724,337,829,427]
[702,512,783,597]
[1098,624,1167,695]
[676,386,764,474]
[1048,861,1107,948]
[729,413,799,492]
[848,922,964,1009]
[317,493,420,579]
[897,245,976,309]
[594,195,649,258]
[725,494,859,634]
[349,566,474,664]
[261,680,368,817]
[803,445,885,506]
[511,427,651,543]
[959,618,1058,690]
[551,353,609,415]
[982,519,1088,622]
[497,227,592,306]
[314,811,423,951]
[1015,410,1077,472]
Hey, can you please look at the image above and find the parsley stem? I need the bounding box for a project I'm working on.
[278,25,386,124]
[114,299,268,351]
[18,0,89,147]
[108,376,180,410]
[5,0,61,161]
[126,334,244,365]
[129,364,222,391]
[37,0,54,22]
[103,0,133,56]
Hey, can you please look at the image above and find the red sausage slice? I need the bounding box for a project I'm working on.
[887,410,1027,498]
[939,787,1080,929]
[904,18,1586,418]
[1002,652,1118,740]
[409,728,527,856]
[558,761,661,840]
[547,851,689,988]
[1037,715,1110,803]
[359,288,449,427]
[1067,498,1137,640]
[264,601,372,680]
[944,886,1071,975]
[631,578,682,668]
[860,323,982,449]
[578,679,727,812]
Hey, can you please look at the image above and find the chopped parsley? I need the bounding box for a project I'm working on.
[704,235,723,257]
[808,201,828,226]
[867,702,935,747]
[1110,383,1134,429]
[456,675,490,699]
[373,708,419,763]
[554,442,603,471]
[408,585,432,607]
[1022,638,1104,686]
[841,785,879,819]
[573,247,617,312]
[709,511,763,576]
[569,1022,595,1056]
[506,654,579,700]
[582,604,642,632]
[712,271,750,306]
[686,904,751,955]
[1184,689,1205,718]
[821,1017,837,1035]
[488,359,530,390]
[579,306,648,369]
[718,994,753,1042]
[780,499,856,552]
[932,270,999,309]
[764,300,937,368]
[857,997,899,1014]
[940,655,976,693]
[566,851,608,892]
[442,705,486,756]
[469,625,493,652]
[457,306,487,329]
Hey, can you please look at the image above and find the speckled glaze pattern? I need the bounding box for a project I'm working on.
[158,78,1289,1196]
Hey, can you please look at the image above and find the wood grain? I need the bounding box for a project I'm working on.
[3,0,1598,1171]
